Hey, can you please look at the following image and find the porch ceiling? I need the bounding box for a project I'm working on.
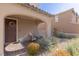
[5,15,44,24]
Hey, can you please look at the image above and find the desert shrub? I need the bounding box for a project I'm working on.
[54,32,76,39]
[35,36,60,55]
[27,42,40,56]
[35,37,50,51]
[53,28,58,36]
[21,34,60,55]
[67,38,79,56]
[41,37,59,51]
[50,48,71,56]
[53,37,79,56]
[21,34,52,55]
[46,36,79,56]
[49,37,60,45]
[37,37,60,56]
[26,35,51,54]
[56,32,67,38]
[66,44,79,56]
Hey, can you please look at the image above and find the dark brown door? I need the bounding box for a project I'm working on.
[5,18,16,43]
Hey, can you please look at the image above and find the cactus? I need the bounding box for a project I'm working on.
[27,42,40,55]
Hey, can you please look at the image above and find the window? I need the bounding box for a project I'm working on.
[55,15,59,22]
[71,15,77,24]
[76,19,79,24]
[71,17,76,24]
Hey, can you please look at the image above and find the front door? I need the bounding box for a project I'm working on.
[5,18,16,43]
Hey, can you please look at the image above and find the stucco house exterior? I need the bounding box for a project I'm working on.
[52,8,79,35]
[0,3,54,55]
[1,3,79,56]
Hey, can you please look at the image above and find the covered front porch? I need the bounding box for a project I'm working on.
[4,14,46,55]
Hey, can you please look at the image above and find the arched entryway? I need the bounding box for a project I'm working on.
[5,14,44,43]
[4,14,44,55]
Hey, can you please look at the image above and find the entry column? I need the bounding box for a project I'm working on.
[47,22,52,38]
[0,16,5,56]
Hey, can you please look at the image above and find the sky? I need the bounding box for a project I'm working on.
[39,3,79,15]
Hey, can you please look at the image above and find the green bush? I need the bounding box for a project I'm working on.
[53,28,58,36]
[35,36,58,53]
[54,32,76,39]
[36,37,50,51]
[65,38,79,56]
[66,44,79,56]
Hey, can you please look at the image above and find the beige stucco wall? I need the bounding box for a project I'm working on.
[18,19,39,40]
[38,23,47,38]
[0,3,50,23]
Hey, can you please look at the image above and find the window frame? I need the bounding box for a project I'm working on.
[55,15,59,22]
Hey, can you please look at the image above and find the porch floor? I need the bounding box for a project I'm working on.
[4,42,26,56]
